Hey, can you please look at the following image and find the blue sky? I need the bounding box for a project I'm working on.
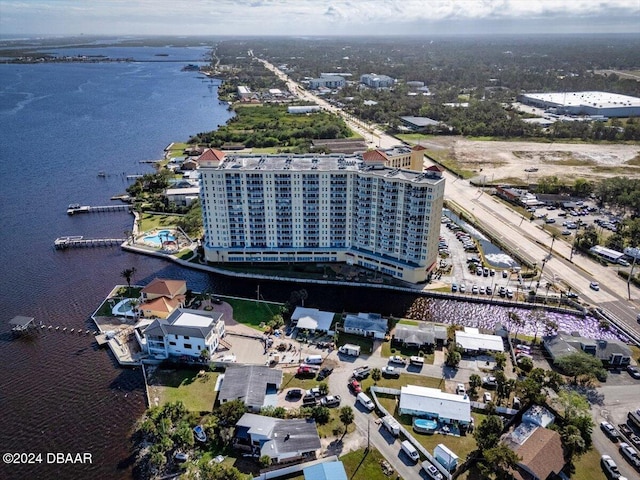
[1,0,639,36]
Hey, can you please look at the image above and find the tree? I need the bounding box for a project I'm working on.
[509,312,525,340]
[446,347,462,368]
[474,415,504,452]
[562,424,587,460]
[259,455,271,468]
[339,406,354,434]
[517,356,534,373]
[494,352,507,370]
[371,368,382,384]
[555,352,604,383]
[309,406,330,424]
[494,370,507,404]
[200,348,210,361]
[481,444,521,480]
[217,399,247,426]
[120,267,136,295]
[469,374,482,396]
[173,420,194,447]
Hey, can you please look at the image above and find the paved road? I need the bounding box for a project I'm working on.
[259,57,640,339]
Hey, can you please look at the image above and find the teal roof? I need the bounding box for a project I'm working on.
[303,461,347,480]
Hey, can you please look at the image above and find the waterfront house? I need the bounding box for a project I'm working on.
[234,413,321,465]
[218,365,283,412]
[164,186,201,207]
[138,308,225,360]
[291,307,335,333]
[543,330,631,369]
[393,323,447,349]
[343,312,388,339]
[139,278,186,318]
[455,327,505,355]
[399,385,471,426]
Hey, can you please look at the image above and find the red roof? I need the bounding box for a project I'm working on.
[426,164,444,172]
[141,278,186,298]
[197,148,226,163]
[412,144,427,151]
[362,150,387,163]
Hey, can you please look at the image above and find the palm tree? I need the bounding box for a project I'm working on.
[120,267,136,296]
[339,406,354,438]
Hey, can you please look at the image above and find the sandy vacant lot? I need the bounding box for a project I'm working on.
[424,137,640,184]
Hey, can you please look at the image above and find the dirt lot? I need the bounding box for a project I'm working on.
[423,136,640,184]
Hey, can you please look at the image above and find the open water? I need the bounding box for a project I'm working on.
[0,43,624,480]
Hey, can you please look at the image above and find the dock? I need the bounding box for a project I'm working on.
[9,316,37,335]
[54,236,126,249]
[67,204,130,215]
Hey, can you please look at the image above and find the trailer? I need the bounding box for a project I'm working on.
[338,343,361,356]
[381,415,400,436]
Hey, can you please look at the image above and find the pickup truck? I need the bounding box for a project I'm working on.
[353,365,371,379]
[320,395,341,408]
[388,355,407,365]
[381,366,400,378]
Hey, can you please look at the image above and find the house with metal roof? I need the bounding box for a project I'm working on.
[543,330,631,369]
[218,365,283,412]
[234,413,321,465]
[455,327,505,354]
[303,460,348,480]
[138,308,224,360]
[291,307,335,333]
[393,323,447,348]
[399,385,471,425]
[343,312,388,339]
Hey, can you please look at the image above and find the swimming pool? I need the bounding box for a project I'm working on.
[143,230,176,246]
[111,298,136,318]
[413,418,438,433]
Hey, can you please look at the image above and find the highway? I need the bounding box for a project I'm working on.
[259,57,640,340]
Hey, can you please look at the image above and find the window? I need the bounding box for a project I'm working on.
[184,343,192,349]
[169,341,176,346]
[183,336,190,340]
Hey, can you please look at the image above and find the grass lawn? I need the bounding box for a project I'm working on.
[139,212,183,232]
[341,448,392,480]
[316,409,356,439]
[570,448,607,480]
[364,374,444,393]
[280,372,326,391]
[148,367,219,413]
[337,332,375,355]
[398,319,419,326]
[225,297,282,331]
[380,341,435,365]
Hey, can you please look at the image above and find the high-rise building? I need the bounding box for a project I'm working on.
[199,152,444,283]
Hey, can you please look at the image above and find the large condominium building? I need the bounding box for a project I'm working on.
[199,152,444,283]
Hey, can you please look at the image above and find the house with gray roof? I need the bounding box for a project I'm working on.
[343,312,388,339]
[137,308,224,360]
[393,323,447,348]
[234,413,321,464]
[218,365,283,412]
[543,330,631,369]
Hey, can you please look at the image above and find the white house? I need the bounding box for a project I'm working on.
[138,308,225,360]
[291,307,335,333]
[343,312,388,339]
[399,385,471,425]
[455,327,505,354]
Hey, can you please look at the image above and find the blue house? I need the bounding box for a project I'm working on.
[303,460,348,480]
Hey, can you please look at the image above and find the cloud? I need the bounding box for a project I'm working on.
[0,0,638,35]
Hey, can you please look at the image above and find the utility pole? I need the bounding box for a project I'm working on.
[629,254,637,301]
[367,418,370,451]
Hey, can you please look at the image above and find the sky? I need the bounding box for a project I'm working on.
[1,0,639,37]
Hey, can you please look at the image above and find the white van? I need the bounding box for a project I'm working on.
[401,440,419,463]
[304,355,323,365]
[357,392,374,411]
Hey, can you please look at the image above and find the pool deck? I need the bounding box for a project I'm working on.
[93,315,142,366]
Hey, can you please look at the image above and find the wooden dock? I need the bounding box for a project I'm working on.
[54,236,126,249]
[67,204,130,215]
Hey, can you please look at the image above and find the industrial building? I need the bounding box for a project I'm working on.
[518,91,640,118]
[360,73,395,88]
[198,151,445,283]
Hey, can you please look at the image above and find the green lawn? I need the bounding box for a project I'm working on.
[380,341,435,365]
[398,319,419,326]
[139,212,183,232]
[316,409,356,439]
[147,368,219,413]
[225,297,282,331]
[337,332,375,355]
[341,448,392,480]
[571,448,607,480]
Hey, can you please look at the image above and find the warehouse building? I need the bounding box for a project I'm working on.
[518,91,640,118]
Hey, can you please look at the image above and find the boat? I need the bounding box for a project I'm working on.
[97,171,106,177]
[193,425,207,442]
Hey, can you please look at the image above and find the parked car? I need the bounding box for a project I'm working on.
[601,454,621,479]
[472,285,479,294]
[348,379,362,394]
[389,355,407,365]
[619,442,640,468]
[422,461,444,479]
[456,383,466,395]
[482,376,497,389]
[483,392,492,403]
[306,386,322,397]
[381,366,400,378]
[285,388,303,400]
[316,367,333,381]
[627,365,640,379]
[601,421,620,442]
[302,394,317,406]
[320,395,341,407]
[459,284,466,293]
[590,281,600,291]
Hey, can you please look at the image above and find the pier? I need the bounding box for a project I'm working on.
[67,203,131,215]
[54,236,126,249]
